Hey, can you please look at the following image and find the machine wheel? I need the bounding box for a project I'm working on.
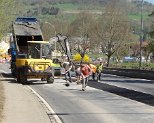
[12,70,17,77]
[19,69,27,85]
[41,77,46,81]
[54,69,61,76]
[47,76,54,84]
[11,63,17,77]
[17,72,21,83]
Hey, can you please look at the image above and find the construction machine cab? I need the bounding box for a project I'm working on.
[27,41,51,59]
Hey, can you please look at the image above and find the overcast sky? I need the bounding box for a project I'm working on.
[145,0,154,4]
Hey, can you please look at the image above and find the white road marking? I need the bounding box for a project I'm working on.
[27,86,62,123]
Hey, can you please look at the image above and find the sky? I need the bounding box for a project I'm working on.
[145,0,154,4]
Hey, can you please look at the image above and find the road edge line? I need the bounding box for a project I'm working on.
[27,86,62,123]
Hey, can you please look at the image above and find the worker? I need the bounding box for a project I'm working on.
[64,61,73,86]
[80,63,92,91]
[75,63,82,84]
[89,63,97,80]
[96,61,103,82]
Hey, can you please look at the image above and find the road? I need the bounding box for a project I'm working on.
[100,74,154,95]
[1,63,154,123]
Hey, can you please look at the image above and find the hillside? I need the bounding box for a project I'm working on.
[20,0,153,20]
[0,0,153,39]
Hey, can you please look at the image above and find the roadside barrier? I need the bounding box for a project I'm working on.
[103,67,154,80]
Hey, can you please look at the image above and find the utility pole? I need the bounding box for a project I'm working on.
[139,0,144,69]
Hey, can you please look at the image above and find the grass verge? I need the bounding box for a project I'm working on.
[0,75,5,122]
[110,62,154,70]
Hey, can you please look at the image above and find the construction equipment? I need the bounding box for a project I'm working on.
[9,17,60,84]
[55,34,72,62]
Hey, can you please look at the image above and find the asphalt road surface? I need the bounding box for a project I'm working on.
[1,63,154,123]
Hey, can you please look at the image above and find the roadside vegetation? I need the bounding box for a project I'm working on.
[0,0,154,69]
[109,62,154,70]
[0,75,4,122]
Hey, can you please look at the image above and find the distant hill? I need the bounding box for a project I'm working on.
[22,0,153,17]
[24,0,153,5]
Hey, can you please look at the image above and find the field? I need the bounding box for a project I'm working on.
[53,3,79,11]
[128,12,150,21]
[21,2,151,24]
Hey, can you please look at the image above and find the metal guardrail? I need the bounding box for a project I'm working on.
[103,67,154,80]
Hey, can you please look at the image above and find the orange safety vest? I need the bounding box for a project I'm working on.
[89,64,97,73]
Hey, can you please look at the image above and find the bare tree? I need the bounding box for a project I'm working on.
[69,12,96,58]
[93,0,130,67]
[142,41,153,65]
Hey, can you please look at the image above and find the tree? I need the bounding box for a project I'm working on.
[142,40,154,64]
[69,12,95,58]
[144,11,154,63]
[0,0,13,38]
[69,12,94,36]
[93,0,131,67]
[149,11,154,38]
[0,0,23,39]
